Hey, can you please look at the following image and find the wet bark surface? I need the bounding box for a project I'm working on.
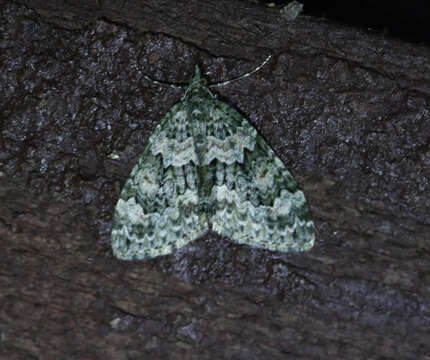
[1,1,430,359]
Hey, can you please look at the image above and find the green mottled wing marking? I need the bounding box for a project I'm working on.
[111,101,209,260]
[111,66,314,260]
[209,103,314,252]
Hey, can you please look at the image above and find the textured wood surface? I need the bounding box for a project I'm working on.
[1,1,430,359]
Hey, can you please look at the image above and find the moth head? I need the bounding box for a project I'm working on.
[191,65,207,87]
[182,65,214,101]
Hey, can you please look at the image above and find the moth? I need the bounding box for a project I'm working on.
[111,61,315,260]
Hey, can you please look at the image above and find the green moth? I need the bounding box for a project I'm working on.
[111,65,315,260]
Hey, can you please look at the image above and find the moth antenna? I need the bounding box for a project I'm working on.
[209,54,272,88]
[142,55,272,89]
[142,74,187,89]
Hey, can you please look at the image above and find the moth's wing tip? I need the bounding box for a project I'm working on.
[111,218,210,261]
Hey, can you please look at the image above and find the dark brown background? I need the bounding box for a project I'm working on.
[1,1,429,359]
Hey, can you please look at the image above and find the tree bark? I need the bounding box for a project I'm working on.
[1,1,430,359]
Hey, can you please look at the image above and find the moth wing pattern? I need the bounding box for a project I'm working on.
[111,65,315,260]
[111,101,209,260]
[208,99,315,252]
